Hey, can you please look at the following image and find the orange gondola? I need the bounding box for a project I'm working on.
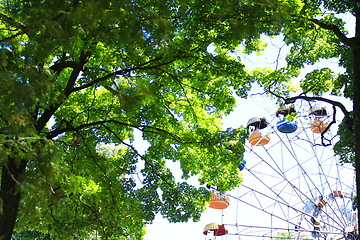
[247,117,270,146]
[310,119,329,133]
[248,131,270,146]
[309,106,329,134]
[209,193,230,210]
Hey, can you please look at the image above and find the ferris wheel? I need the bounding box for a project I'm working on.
[203,100,357,240]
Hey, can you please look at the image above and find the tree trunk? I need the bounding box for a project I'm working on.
[351,2,360,235]
[0,158,27,240]
[352,45,360,235]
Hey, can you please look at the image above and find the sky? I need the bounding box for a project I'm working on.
[144,13,356,240]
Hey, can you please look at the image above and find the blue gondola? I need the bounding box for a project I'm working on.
[276,105,298,134]
[238,160,246,171]
[276,119,298,133]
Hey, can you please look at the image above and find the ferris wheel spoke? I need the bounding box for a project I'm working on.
[247,143,327,212]
[229,191,300,230]
[259,133,328,204]
[276,130,329,198]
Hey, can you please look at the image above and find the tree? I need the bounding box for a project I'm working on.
[1,0,358,239]
[0,0,273,239]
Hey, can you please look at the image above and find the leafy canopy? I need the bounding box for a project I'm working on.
[0,0,296,238]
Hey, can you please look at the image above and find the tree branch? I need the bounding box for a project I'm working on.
[72,71,118,92]
[72,53,192,93]
[309,18,356,47]
[49,206,64,229]
[47,119,182,142]
[0,137,42,145]
[0,12,27,43]
[267,77,350,146]
[49,59,77,74]
[36,51,92,133]
[320,104,337,146]
[284,95,350,118]
[0,12,27,30]
[268,90,348,146]
[0,31,24,43]
[3,164,20,185]
[163,103,178,121]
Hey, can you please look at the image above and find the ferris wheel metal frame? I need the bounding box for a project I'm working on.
[203,101,357,240]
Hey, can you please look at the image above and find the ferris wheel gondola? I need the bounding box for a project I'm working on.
[309,106,330,134]
[275,105,298,134]
[246,117,271,146]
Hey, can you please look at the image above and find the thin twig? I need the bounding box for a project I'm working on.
[155,67,198,123]
[77,194,107,237]
[102,124,176,190]
[3,164,20,184]
[320,105,337,146]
